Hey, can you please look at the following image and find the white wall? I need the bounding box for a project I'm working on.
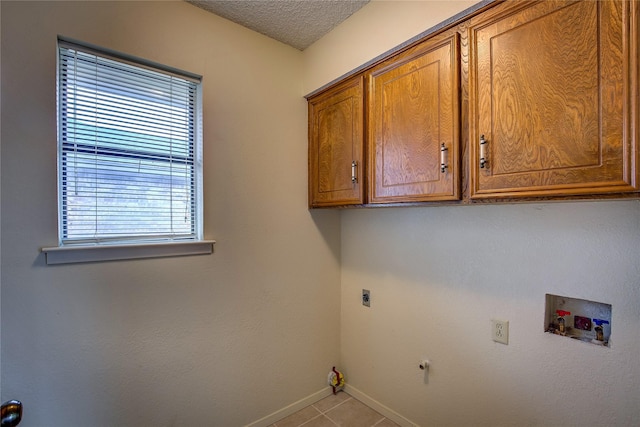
[303,1,640,425]
[340,202,640,426]
[1,2,341,426]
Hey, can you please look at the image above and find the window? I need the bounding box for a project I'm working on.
[56,38,203,247]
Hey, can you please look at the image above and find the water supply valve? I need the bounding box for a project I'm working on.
[556,310,571,334]
[593,319,610,343]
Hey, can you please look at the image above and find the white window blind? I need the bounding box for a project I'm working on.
[57,39,203,246]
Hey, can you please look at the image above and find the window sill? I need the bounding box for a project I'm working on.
[41,240,215,265]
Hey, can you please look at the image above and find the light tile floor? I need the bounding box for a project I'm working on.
[269,392,400,427]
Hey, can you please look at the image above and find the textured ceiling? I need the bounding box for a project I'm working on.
[187,0,370,50]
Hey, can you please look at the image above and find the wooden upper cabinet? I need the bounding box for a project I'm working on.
[307,0,638,208]
[469,0,638,198]
[368,33,460,203]
[308,76,364,207]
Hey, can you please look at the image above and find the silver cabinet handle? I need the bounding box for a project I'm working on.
[440,143,448,173]
[351,161,358,184]
[479,134,488,169]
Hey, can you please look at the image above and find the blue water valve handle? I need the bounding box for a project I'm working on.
[593,319,609,326]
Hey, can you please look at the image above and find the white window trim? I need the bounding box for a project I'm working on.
[41,240,215,265]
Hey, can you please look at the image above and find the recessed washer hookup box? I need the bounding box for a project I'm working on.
[545,294,611,347]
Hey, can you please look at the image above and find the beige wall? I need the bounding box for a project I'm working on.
[1,1,341,425]
[303,1,640,426]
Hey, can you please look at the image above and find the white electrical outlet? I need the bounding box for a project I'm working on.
[362,289,370,307]
[492,319,509,344]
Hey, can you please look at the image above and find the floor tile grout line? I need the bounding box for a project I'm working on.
[323,393,391,427]
[312,395,353,415]
[272,392,398,427]
[298,413,339,427]
[322,397,387,427]
[272,404,322,427]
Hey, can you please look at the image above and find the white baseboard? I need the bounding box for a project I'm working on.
[245,387,333,427]
[344,384,419,427]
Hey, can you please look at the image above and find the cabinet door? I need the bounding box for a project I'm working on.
[308,76,364,207]
[469,0,638,198]
[368,34,460,203]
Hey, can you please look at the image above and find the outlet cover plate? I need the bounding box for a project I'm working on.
[492,319,509,344]
[362,289,370,307]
